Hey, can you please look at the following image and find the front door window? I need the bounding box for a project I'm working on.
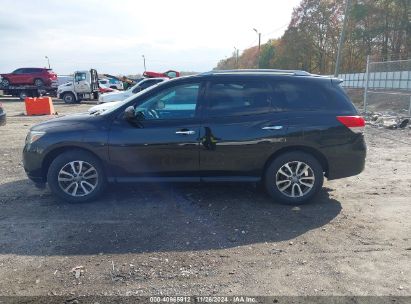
[134,83,200,120]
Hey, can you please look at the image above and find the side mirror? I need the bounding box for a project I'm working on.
[124,106,135,120]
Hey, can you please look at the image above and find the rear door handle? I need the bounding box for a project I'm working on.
[262,126,283,130]
[176,130,196,135]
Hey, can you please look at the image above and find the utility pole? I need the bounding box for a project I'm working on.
[363,55,370,113]
[253,28,261,68]
[142,55,146,72]
[234,47,239,69]
[334,0,352,77]
[45,56,50,69]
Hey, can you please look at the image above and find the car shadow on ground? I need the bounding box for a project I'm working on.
[0,179,341,256]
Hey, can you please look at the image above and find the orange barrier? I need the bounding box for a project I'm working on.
[25,97,55,116]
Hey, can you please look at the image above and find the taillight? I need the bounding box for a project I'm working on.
[47,71,57,79]
[337,116,365,133]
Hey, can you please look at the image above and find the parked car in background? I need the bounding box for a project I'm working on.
[98,77,167,104]
[23,69,366,204]
[88,100,121,114]
[57,76,74,86]
[143,70,180,78]
[98,79,111,88]
[99,78,123,90]
[108,78,124,90]
[99,84,117,94]
[0,68,57,87]
[0,102,6,126]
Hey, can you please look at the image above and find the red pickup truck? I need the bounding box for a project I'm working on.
[0,68,57,87]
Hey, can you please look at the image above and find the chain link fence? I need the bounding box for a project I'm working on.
[363,58,411,116]
[335,59,411,121]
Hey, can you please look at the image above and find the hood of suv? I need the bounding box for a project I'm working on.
[30,112,102,132]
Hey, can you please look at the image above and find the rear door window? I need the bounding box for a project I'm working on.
[25,68,40,73]
[205,79,276,117]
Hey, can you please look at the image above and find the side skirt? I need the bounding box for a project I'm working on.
[110,176,261,183]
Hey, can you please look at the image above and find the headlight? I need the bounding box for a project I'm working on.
[26,131,46,144]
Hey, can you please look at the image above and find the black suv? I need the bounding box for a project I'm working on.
[23,70,366,204]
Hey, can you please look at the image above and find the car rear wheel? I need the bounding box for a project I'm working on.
[264,151,324,205]
[47,150,106,203]
[1,78,10,87]
[62,92,76,104]
[34,78,44,87]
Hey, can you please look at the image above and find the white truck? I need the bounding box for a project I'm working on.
[57,69,99,104]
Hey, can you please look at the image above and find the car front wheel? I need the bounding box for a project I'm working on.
[47,150,106,203]
[62,92,76,104]
[264,151,324,205]
[1,78,10,87]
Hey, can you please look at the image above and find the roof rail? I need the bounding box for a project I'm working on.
[202,69,311,76]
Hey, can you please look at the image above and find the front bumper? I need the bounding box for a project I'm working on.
[23,143,46,184]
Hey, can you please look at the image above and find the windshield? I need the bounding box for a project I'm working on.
[100,81,163,115]
[126,79,147,92]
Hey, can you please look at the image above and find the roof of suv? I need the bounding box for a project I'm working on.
[194,69,340,83]
[201,69,311,76]
[18,68,51,70]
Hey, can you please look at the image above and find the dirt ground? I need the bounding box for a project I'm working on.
[0,97,410,297]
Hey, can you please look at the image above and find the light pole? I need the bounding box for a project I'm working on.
[45,56,50,69]
[234,47,239,69]
[253,28,261,68]
[142,55,146,72]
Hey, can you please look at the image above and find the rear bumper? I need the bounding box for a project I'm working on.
[325,136,367,180]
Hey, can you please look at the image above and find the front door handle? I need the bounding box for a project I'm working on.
[262,126,283,130]
[176,130,196,135]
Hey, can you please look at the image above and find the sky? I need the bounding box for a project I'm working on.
[0,0,301,75]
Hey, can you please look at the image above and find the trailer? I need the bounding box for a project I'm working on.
[0,83,58,100]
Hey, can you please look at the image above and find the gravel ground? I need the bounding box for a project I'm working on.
[0,97,410,297]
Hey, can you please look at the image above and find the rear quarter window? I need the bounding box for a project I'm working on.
[272,79,355,112]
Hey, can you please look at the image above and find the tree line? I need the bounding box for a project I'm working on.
[215,0,410,74]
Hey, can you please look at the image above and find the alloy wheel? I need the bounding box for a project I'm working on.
[34,79,44,86]
[1,79,9,87]
[57,161,98,197]
[275,161,315,198]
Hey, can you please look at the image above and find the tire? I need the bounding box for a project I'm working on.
[264,151,324,205]
[47,150,106,203]
[19,91,28,100]
[34,78,44,87]
[1,78,10,87]
[62,92,76,104]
